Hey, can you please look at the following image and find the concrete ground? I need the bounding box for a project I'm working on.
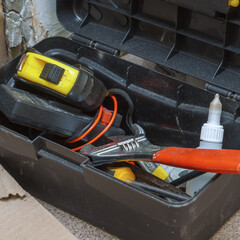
[39,199,240,240]
[39,200,117,240]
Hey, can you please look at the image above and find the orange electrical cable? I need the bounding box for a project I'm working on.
[68,105,103,144]
[71,95,118,152]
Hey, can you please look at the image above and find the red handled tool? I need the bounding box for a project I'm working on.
[81,135,240,174]
[153,147,240,174]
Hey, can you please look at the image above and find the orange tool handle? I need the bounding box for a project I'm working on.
[153,147,240,174]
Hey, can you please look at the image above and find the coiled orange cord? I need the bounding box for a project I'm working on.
[68,106,103,144]
[71,95,118,151]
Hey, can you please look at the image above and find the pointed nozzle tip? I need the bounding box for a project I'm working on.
[210,93,222,110]
[207,93,222,125]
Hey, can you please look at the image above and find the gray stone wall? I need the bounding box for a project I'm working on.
[2,0,69,58]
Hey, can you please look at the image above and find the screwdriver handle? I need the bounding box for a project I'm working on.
[153,147,240,174]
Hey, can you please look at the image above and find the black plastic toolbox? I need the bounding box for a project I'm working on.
[1,0,240,239]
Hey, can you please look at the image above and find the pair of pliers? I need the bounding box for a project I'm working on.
[81,135,240,174]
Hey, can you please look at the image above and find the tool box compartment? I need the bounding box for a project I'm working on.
[1,0,240,239]
[1,36,240,240]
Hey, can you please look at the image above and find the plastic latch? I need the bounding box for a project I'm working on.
[228,0,239,7]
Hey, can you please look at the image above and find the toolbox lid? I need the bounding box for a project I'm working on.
[57,0,240,95]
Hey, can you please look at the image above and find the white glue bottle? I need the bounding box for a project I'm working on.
[186,94,224,196]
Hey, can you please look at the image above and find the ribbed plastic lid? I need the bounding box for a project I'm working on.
[57,0,240,94]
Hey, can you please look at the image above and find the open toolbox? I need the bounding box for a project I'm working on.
[1,0,240,239]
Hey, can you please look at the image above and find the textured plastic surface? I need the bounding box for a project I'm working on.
[0,37,240,240]
[0,0,240,239]
[57,0,240,96]
[0,84,123,138]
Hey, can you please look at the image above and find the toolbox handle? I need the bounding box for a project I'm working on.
[34,137,88,165]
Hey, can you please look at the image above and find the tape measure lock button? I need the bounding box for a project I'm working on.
[40,63,65,84]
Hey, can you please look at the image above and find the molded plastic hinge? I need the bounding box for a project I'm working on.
[205,83,240,102]
[72,34,120,56]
